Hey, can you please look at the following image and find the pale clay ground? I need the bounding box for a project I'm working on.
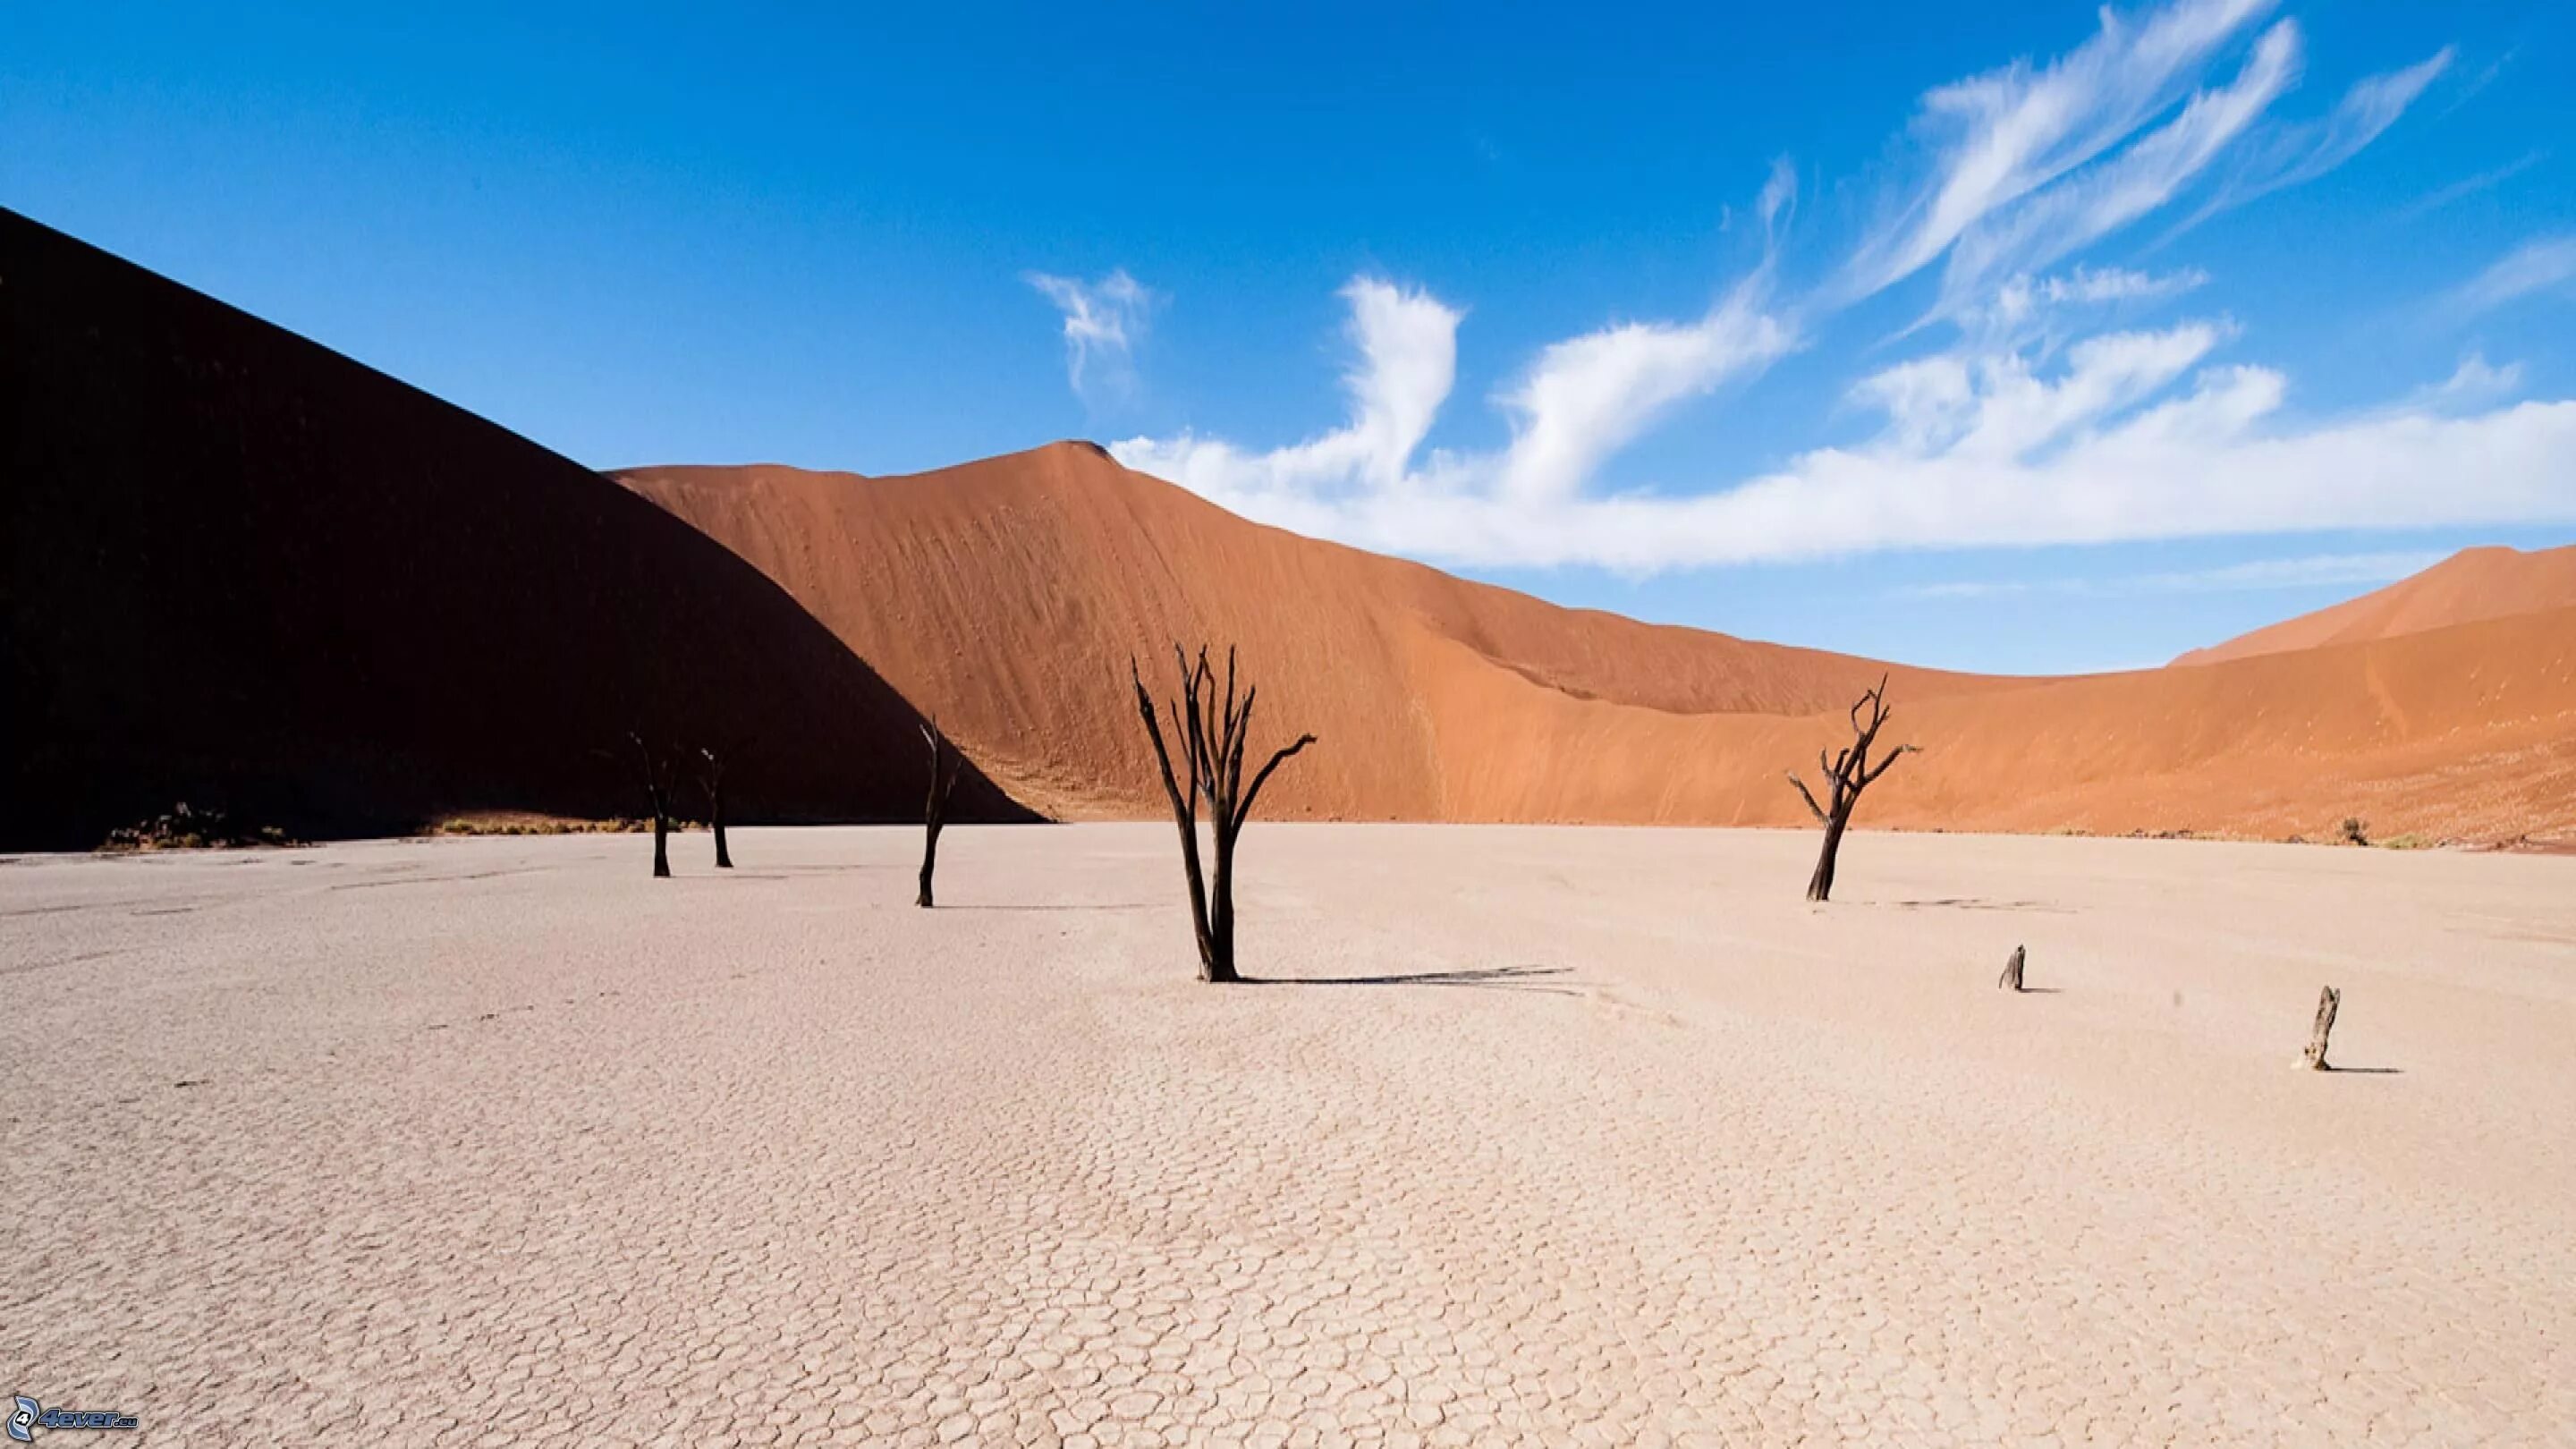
[4,826,2572,1448]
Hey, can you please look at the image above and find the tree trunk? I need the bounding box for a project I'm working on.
[1174,819,1218,981]
[1999,945,2025,992]
[916,822,941,909]
[1807,813,1847,902]
[711,797,732,869]
[2302,985,2341,1070]
[651,811,671,879]
[1206,821,1239,983]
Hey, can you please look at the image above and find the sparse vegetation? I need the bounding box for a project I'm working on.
[98,802,289,852]
[1131,645,1317,983]
[1784,674,1919,903]
[2340,817,2371,848]
[433,815,665,836]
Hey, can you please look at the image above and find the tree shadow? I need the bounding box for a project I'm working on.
[2321,1064,2405,1075]
[2007,986,2064,995]
[941,902,1163,912]
[1894,897,2074,914]
[1245,964,1580,996]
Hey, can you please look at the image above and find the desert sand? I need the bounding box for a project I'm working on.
[2174,543,2576,665]
[622,451,2576,843]
[7,825,2571,1445]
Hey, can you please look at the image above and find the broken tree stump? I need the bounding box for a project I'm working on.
[2301,985,2341,1070]
[1998,945,2025,992]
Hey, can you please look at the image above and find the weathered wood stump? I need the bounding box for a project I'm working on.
[2301,985,2341,1070]
[1998,945,2025,992]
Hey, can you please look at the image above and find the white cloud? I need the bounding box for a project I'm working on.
[1843,0,2280,300]
[2398,354,2524,412]
[1025,268,1153,402]
[1494,284,1793,504]
[1121,311,2576,571]
[1114,278,1463,507]
[1116,273,1793,523]
[1980,265,2210,348]
[2038,265,2210,307]
[1902,550,2445,600]
[2451,235,2576,315]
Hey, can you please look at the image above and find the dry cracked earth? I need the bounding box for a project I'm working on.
[4,824,2572,1446]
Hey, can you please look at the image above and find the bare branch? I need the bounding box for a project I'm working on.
[1859,741,1919,788]
[1132,657,1191,827]
[1236,733,1317,834]
[1784,771,1828,824]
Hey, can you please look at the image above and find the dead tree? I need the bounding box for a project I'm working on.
[1999,945,2026,992]
[916,717,962,909]
[698,746,733,869]
[626,732,679,879]
[1131,646,1316,983]
[2302,985,2341,1070]
[1784,674,1919,902]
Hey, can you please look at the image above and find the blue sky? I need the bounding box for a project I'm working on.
[6,1,2572,673]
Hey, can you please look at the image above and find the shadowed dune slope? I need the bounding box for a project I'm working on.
[622,451,2576,842]
[2174,544,2576,665]
[1,209,1032,848]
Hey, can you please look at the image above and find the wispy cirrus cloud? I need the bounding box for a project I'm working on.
[1025,268,1154,404]
[1841,0,2282,301]
[1899,550,2445,601]
[1929,19,2301,318]
[2159,45,2453,240]
[2395,150,2547,223]
[2449,235,2576,316]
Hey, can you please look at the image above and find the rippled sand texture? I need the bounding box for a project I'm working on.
[5,826,2572,1446]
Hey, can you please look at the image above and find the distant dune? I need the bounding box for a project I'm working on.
[2174,544,2576,665]
[1,208,1030,848]
[623,452,2576,843]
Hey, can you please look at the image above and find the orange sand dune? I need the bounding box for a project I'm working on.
[618,450,2012,821]
[623,450,2576,843]
[2175,543,2576,665]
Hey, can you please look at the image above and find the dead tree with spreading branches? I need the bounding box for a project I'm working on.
[627,732,680,879]
[916,717,962,908]
[1784,674,1919,903]
[697,746,733,869]
[1131,646,1317,983]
